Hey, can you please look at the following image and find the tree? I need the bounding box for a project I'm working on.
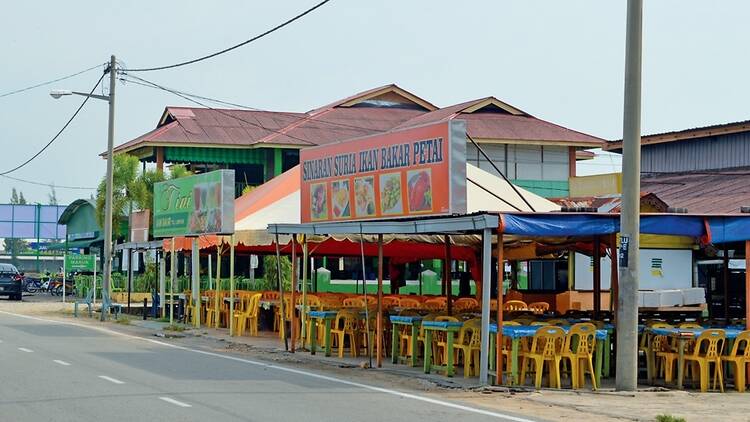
[48,186,58,206]
[95,155,189,241]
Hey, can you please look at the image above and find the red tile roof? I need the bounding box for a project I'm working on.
[641,171,750,214]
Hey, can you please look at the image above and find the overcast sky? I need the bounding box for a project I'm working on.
[2,0,748,204]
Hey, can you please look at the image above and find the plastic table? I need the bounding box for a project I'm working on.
[422,321,463,377]
[308,310,338,356]
[489,324,607,386]
[646,327,743,389]
[389,315,422,367]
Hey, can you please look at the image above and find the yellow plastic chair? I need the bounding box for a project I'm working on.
[449,319,481,377]
[382,296,401,309]
[721,330,750,392]
[204,293,221,327]
[331,310,361,358]
[343,297,366,308]
[545,319,569,327]
[453,298,479,312]
[683,329,726,392]
[528,302,550,315]
[560,323,597,389]
[530,321,550,326]
[423,298,446,312]
[520,326,565,389]
[233,293,262,336]
[399,297,421,309]
[503,300,528,312]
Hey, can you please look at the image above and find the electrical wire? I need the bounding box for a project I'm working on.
[122,0,332,72]
[0,174,96,190]
[0,63,104,99]
[120,74,389,133]
[0,72,106,176]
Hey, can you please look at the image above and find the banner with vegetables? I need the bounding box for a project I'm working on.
[300,121,466,223]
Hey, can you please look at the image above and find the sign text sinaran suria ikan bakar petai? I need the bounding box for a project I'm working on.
[302,137,445,182]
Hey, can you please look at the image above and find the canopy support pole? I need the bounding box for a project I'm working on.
[495,230,504,385]
[159,250,166,319]
[723,244,730,321]
[291,235,298,353]
[479,228,492,385]
[359,231,372,369]
[445,235,453,316]
[275,232,288,351]
[191,238,200,328]
[215,245,222,329]
[377,234,384,368]
[593,236,602,319]
[302,236,308,348]
[170,239,175,326]
[229,236,235,336]
[208,254,213,290]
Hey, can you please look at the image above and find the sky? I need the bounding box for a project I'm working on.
[2,0,749,204]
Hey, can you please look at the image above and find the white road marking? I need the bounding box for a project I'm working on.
[53,360,71,366]
[159,397,192,408]
[98,375,125,385]
[17,347,33,353]
[0,310,537,422]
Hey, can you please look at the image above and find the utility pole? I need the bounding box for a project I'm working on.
[616,0,642,391]
[101,54,116,321]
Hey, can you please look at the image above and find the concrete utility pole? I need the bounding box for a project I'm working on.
[616,0,643,391]
[101,54,116,321]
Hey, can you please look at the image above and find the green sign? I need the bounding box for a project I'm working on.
[65,254,95,271]
[153,170,235,238]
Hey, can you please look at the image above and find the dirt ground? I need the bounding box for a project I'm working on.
[4,296,750,422]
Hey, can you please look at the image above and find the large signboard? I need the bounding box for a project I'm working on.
[65,254,95,272]
[153,170,235,238]
[300,121,466,223]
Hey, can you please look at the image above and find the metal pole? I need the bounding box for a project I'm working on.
[208,254,213,290]
[290,236,297,352]
[376,234,384,368]
[479,228,492,384]
[445,235,453,315]
[495,231,504,384]
[301,236,308,347]
[616,0,643,392]
[610,233,619,317]
[62,253,66,304]
[93,253,97,306]
[159,251,166,319]
[229,235,235,336]
[745,241,750,331]
[215,245,222,328]
[191,238,200,328]
[723,244,730,321]
[170,238,175,326]
[359,231,372,368]
[127,249,132,314]
[275,232,288,351]
[101,54,116,321]
[593,236,602,319]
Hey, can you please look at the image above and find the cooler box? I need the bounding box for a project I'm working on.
[681,287,706,305]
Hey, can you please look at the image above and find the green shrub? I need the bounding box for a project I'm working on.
[656,415,686,422]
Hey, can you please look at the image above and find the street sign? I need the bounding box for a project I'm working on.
[153,170,235,238]
[64,254,95,272]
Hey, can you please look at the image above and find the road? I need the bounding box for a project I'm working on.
[0,311,543,422]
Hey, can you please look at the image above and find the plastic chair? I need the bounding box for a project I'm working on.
[423,299,446,312]
[431,316,460,365]
[560,323,597,389]
[399,297,422,309]
[204,293,221,327]
[449,319,481,377]
[683,329,726,392]
[262,291,280,301]
[503,300,528,312]
[343,297,366,308]
[233,293,262,336]
[453,297,479,312]
[520,326,565,389]
[331,310,361,358]
[528,302,550,315]
[382,296,400,309]
[721,330,750,392]
[545,319,569,327]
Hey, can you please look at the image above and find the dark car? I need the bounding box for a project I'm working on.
[0,264,23,301]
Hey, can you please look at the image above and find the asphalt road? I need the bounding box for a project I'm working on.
[0,311,543,422]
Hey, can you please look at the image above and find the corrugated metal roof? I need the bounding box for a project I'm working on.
[605,119,750,151]
[641,171,750,214]
[551,192,668,213]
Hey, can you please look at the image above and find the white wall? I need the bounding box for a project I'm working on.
[466,143,569,182]
[574,249,693,290]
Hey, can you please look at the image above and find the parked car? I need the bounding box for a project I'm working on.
[0,264,23,301]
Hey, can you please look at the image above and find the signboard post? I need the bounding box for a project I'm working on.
[64,254,96,304]
[299,121,466,223]
[153,170,235,329]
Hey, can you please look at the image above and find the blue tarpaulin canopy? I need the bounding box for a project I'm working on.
[499,212,750,244]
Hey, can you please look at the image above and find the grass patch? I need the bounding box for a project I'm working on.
[114,318,132,325]
[656,415,686,422]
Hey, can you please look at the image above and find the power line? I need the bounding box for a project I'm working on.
[0,174,95,191]
[0,72,106,176]
[122,0,332,72]
[120,74,388,133]
[0,63,104,99]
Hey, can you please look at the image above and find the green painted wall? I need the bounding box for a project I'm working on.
[66,203,101,237]
[512,179,569,198]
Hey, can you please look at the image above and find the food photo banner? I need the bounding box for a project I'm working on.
[153,169,235,238]
[300,120,467,223]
